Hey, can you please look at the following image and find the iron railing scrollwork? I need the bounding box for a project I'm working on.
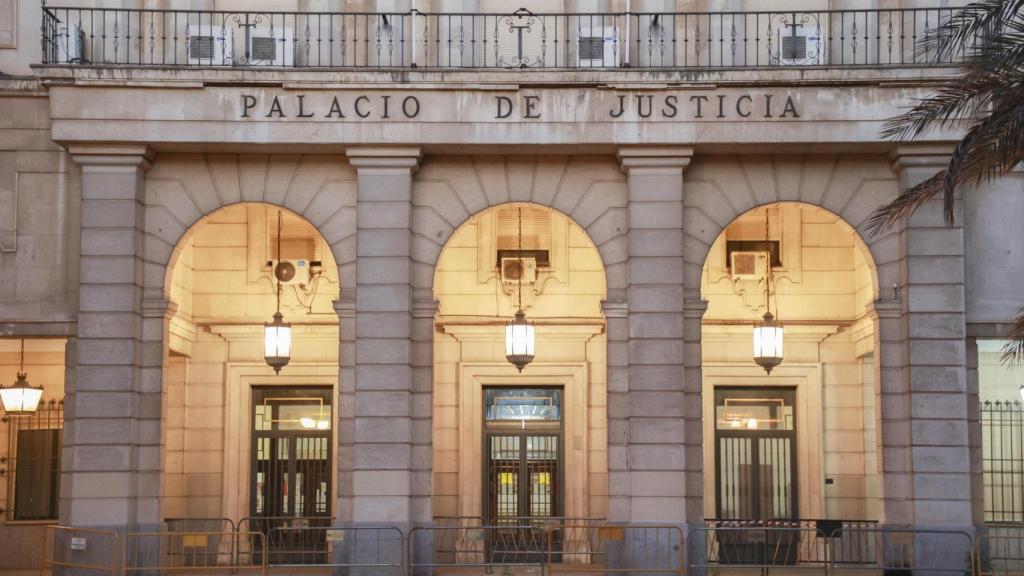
[41,5,966,70]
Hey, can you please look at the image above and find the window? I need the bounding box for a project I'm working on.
[5,399,63,521]
[725,206,783,268]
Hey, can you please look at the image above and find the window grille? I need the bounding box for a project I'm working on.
[3,399,63,521]
[982,399,1024,523]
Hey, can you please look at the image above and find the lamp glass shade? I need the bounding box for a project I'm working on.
[753,312,784,374]
[0,373,43,415]
[264,312,292,373]
[505,310,535,372]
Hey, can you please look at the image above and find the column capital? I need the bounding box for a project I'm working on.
[68,144,155,171]
[888,143,955,173]
[346,147,423,172]
[617,146,694,174]
[868,299,904,320]
[601,299,629,318]
[412,298,441,318]
[141,298,178,320]
[333,296,356,319]
[683,299,709,318]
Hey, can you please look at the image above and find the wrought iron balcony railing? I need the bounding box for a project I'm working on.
[41,5,965,70]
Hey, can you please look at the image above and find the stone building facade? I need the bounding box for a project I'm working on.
[0,0,1020,571]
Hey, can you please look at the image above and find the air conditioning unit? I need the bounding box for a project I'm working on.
[188,25,233,66]
[500,257,538,285]
[56,23,85,64]
[248,26,294,66]
[776,23,821,65]
[269,259,312,286]
[730,251,769,281]
[576,27,619,67]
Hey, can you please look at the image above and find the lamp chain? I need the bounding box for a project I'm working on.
[18,339,24,373]
[517,206,523,313]
[765,206,772,316]
[276,211,283,314]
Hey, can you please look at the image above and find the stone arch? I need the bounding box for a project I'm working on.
[682,155,901,302]
[141,153,357,300]
[410,155,628,299]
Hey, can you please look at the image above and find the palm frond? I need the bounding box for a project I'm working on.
[917,0,1024,60]
[1002,308,1024,365]
[867,171,946,235]
[871,101,1024,236]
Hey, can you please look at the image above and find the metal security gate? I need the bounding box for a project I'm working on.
[982,399,1024,522]
[250,387,332,564]
[714,388,797,521]
[483,387,563,564]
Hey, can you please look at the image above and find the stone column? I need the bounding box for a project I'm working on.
[615,146,693,523]
[886,144,973,567]
[345,147,423,526]
[411,297,439,524]
[335,295,356,523]
[682,297,708,523]
[888,144,972,527]
[63,145,160,530]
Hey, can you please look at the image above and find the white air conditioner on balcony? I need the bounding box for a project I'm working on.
[730,251,769,281]
[56,23,86,64]
[247,26,294,67]
[188,25,233,66]
[776,23,821,65]
[576,27,619,67]
[501,257,538,285]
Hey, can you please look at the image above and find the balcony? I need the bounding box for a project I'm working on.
[40,5,964,71]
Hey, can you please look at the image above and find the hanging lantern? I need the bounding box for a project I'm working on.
[505,206,536,372]
[753,205,784,374]
[506,310,535,372]
[0,340,43,416]
[264,311,292,374]
[753,311,784,374]
[264,211,292,374]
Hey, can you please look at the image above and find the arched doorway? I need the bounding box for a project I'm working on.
[431,202,608,528]
[162,203,341,528]
[700,202,879,523]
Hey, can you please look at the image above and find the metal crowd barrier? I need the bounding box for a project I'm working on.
[264,525,403,571]
[831,527,974,575]
[408,524,545,574]
[978,525,1024,576]
[548,524,685,574]
[164,517,237,534]
[430,515,485,528]
[693,524,830,573]
[123,530,267,574]
[40,525,121,576]
[977,531,1024,576]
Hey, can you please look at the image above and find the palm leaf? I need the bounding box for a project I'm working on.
[1002,309,1024,364]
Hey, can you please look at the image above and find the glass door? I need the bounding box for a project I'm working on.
[250,387,333,564]
[483,388,563,563]
[714,387,797,520]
